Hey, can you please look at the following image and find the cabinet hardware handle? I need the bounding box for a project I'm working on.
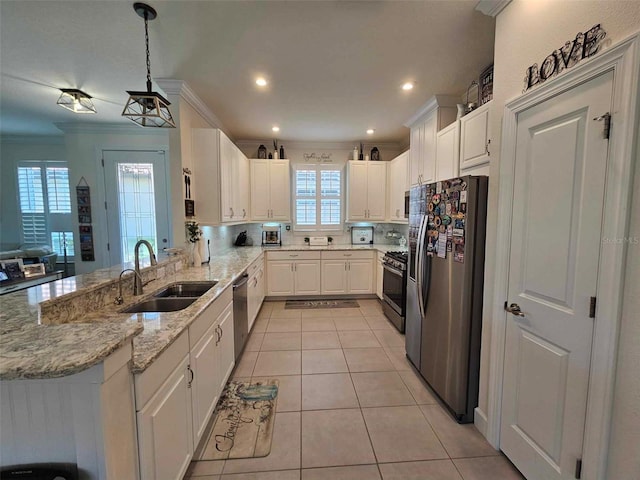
[230,207,235,218]
[219,325,223,340]
[289,254,299,257]
[485,139,491,156]
[187,365,194,388]
[243,208,246,218]
[344,263,347,271]
[344,253,352,257]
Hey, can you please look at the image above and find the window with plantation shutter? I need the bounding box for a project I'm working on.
[294,165,342,230]
[17,162,73,257]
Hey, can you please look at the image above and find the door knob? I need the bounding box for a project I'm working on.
[505,303,525,317]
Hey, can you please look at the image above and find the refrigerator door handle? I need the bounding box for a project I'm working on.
[416,215,428,318]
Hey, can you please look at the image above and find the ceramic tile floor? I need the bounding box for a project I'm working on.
[184,300,525,480]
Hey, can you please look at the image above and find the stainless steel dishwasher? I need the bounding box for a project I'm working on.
[233,273,249,360]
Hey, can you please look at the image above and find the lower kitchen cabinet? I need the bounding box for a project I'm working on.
[135,288,234,480]
[320,251,374,295]
[266,251,321,296]
[247,254,265,331]
[376,251,385,299]
[136,346,193,480]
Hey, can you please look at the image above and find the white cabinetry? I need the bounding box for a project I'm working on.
[135,288,234,480]
[459,102,491,171]
[266,251,321,296]
[405,95,458,186]
[387,151,409,222]
[347,161,387,221]
[376,251,385,299]
[250,159,291,221]
[247,254,265,331]
[192,128,250,224]
[435,121,460,181]
[320,251,374,295]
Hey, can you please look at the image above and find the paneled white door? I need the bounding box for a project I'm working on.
[501,71,613,480]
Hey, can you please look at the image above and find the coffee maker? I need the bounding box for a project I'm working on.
[262,225,281,246]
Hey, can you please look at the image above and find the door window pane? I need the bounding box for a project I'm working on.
[117,163,157,263]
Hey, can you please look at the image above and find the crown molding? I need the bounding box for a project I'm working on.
[54,122,168,136]
[155,79,226,133]
[236,139,406,151]
[1,134,65,145]
[475,0,511,17]
[404,94,460,127]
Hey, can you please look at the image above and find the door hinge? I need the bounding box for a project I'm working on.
[589,297,597,318]
[101,157,104,167]
[593,112,611,140]
[104,201,108,210]
[575,458,583,479]
[107,242,110,251]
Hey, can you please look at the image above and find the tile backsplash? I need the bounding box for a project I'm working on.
[201,223,408,255]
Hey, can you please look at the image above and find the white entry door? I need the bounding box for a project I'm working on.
[501,71,613,479]
[103,150,170,266]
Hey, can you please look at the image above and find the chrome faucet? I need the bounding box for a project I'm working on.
[114,268,143,305]
[133,239,157,296]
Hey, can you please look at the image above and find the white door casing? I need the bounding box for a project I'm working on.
[486,33,640,480]
[500,71,613,480]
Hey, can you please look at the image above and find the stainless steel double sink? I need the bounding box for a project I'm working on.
[122,281,218,313]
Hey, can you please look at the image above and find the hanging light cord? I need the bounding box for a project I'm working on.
[144,10,152,93]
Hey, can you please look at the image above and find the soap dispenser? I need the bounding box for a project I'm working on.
[399,236,406,248]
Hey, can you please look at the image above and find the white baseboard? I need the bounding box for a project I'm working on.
[474,407,490,439]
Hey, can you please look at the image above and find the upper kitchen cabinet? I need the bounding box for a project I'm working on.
[459,101,491,172]
[192,128,250,225]
[346,161,386,221]
[250,159,291,221]
[435,121,460,181]
[387,151,409,223]
[405,95,458,186]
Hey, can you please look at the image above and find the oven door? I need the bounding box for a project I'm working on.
[382,263,406,316]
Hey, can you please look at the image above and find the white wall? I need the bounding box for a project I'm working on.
[61,126,169,274]
[480,2,640,478]
[0,137,66,247]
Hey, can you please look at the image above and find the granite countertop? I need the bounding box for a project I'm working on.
[0,247,263,380]
[0,243,403,381]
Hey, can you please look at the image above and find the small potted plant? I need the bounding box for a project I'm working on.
[185,221,202,265]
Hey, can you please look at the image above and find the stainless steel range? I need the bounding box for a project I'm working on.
[381,250,408,333]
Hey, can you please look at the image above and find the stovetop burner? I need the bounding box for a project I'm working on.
[384,251,408,263]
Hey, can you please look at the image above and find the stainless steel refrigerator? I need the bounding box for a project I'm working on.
[405,175,488,423]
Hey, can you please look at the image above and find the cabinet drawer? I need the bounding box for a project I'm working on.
[247,254,264,276]
[321,250,374,260]
[135,331,190,408]
[267,251,321,261]
[189,287,232,349]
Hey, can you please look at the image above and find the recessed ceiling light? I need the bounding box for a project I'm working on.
[256,77,268,87]
[366,129,375,135]
[272,126,280,132]
[402,82,414,91]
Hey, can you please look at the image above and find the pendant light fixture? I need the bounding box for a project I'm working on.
[122,2,175,128]
[57,89,97,114]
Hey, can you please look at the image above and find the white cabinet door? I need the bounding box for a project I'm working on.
[235,151,250,221]
[248,273,259,329]
[435,122,459,181]
[190,323,219,446]
[267,262,295,295]
[376,252,384,299]
[421,114,437,184]
[348,260,374,294]
[367,162,387,220]
[347,162,368,221]
[216,304,235,392]
[388,152,408,222]
[219,132,235,222]
[269,160,291,221]
[250,160,271,220]
[460,102,491,170]
[321,260,348,295]
[409,125,423,186]
[294,260,321,295]
[191,129,221,226]
[137,355,193,480]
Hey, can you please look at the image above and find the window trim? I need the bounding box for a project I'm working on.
[292,163,344,232]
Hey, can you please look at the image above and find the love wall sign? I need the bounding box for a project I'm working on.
[523,24,606,92]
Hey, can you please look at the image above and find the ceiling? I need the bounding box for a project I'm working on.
[0,1,495,143]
